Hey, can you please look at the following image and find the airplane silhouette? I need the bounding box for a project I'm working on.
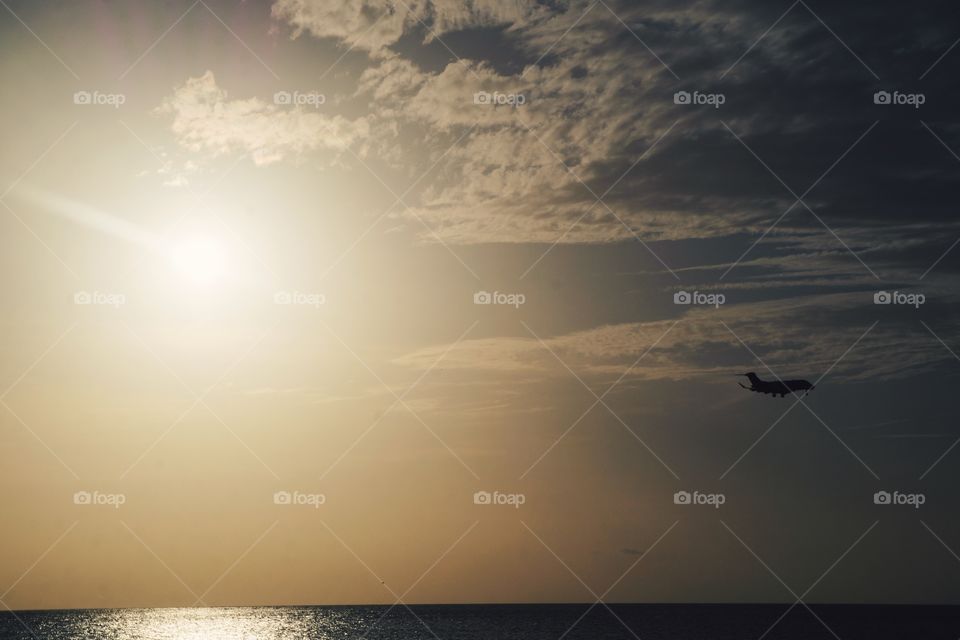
[738,372,814,397]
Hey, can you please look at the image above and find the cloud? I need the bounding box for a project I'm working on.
[271,0,409,53]
[332,0,960,286]
[271,0,542,53]
[394,292,955,387]
[157,71,369,166]
[336,4,772,245]
[352,53,681,243]
[258,0,960,288]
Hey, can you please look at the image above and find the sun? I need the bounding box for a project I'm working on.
[170,234,229,286]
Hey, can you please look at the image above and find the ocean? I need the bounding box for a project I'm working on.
[1,604,958,639]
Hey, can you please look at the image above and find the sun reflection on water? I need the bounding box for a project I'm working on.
[78,607,323,640]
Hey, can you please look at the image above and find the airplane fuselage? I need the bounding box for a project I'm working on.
[740,372,814,397]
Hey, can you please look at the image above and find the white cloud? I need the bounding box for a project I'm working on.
[345,6,698,244]
[157,71,369,166]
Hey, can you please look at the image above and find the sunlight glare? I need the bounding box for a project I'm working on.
[170,235,228,286]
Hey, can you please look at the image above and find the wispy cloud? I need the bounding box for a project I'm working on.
[395,292,955,388]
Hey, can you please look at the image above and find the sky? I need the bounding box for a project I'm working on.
[2,0,960,610]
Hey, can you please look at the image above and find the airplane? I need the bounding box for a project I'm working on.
[738,372,814,397]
